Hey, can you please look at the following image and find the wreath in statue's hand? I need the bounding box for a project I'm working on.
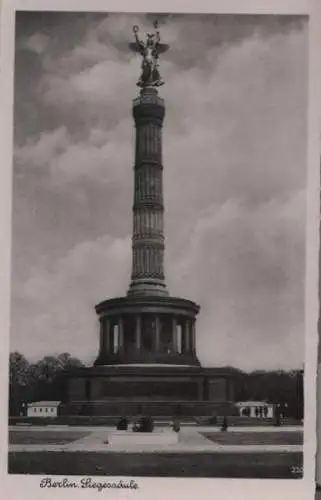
[133,25,139,33]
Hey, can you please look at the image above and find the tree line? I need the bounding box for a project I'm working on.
[230,367,304,419]
[9,351,303,418]
[9,351,84,416]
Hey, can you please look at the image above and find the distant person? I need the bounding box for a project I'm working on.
[283,403,288,418]
[20,402,26,417]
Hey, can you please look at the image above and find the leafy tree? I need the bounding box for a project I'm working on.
[9,351,85,415]
[30,353,85,402]
[231,367,303,419]
[9,352,32,415]
[57,352,84,370]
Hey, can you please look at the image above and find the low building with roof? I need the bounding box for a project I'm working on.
[235,400,274,418]
[27,401,61,418]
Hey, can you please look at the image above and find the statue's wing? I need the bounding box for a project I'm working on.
[157,43,170,54]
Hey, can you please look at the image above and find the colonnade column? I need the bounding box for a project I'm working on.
[155,315,160,351]
[191,319,196,354]
[135,315,141,351]
[172,317,178,352]
[184,319,190,353]
[104,318,110,355]
[110,320,115,354]
[99,314,196,357]
[99,319,104,356]
[118,317,124,353]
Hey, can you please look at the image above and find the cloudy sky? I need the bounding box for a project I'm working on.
[11,12,308,371]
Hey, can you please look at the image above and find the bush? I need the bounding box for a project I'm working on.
[116,417,128,430]
[172,419,180,433]
[133,416,154,433]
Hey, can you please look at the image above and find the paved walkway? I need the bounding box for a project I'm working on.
[9,425,302,432]
[9,443,302,453]
[8,426,303,454]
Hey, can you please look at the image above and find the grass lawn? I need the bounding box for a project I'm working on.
[201,431,303,446]
[9,431,90,445]
[8,451,303,478]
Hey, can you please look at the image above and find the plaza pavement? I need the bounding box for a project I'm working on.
[9,424,302,432]
[9,425,303,454]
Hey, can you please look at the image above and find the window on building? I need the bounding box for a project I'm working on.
[39,408,42,412]
[45,408,48,412]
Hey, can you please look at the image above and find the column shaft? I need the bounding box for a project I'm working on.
[184,319,190,353]
[155,315,160,352]
[105,319,110,354]
[128,87,168,297]
[135,315,141,351]
[99,320,104,354]
[118,317,124,353]
[191,320,196,354]
[179,320,184,353]
[172,317,178,352]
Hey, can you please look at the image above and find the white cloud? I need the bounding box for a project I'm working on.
[13,235,131,361]
[11,14,308,370]
[23,33,50,55]
[15,127,70,170]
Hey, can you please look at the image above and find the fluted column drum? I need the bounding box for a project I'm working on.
[128,87,168,297]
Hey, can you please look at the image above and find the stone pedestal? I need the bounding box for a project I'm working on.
[65,365,234,418]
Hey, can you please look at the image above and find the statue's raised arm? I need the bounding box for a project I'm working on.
[129,25,145,55]
[129,21,170,88]
[153,20,170,54]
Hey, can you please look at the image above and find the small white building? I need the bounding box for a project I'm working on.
[235,401,274,418]
[27,401,61,418]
